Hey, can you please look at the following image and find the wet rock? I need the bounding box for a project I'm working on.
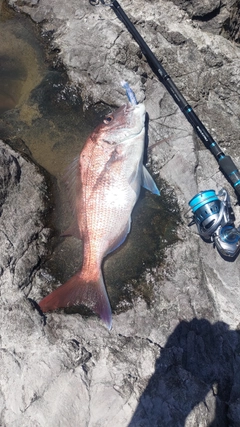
[2,0,240,425]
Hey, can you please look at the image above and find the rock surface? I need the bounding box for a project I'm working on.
[1,0,240,425]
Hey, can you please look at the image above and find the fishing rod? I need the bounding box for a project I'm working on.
[90,0,240,199]
[90,0,240,258]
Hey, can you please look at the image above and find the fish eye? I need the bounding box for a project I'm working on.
[103,115,113,124]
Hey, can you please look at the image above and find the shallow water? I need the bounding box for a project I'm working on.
[0,3,180,315]
[0,2,45,114]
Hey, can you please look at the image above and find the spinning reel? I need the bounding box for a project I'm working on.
[189,189,240,258]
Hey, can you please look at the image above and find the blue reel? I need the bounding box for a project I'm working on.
[189,189,240,257]
[189,190,223,238]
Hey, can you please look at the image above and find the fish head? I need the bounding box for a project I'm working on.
[91,103,146,146]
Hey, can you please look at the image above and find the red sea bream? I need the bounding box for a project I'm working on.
[39,103,160,329]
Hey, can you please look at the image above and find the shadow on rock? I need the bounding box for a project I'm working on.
[129,319,240,426]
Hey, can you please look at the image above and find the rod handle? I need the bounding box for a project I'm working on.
[219,156,240,195]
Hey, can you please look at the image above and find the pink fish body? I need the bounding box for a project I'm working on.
[39,103,159,329]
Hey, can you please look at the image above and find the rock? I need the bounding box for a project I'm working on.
[0,140,52,289]
[221,0,240,43]
[170,0,221,19]
[129,319,240,427]
[2,0,240,425]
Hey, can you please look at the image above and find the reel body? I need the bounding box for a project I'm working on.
[189,189,240,257]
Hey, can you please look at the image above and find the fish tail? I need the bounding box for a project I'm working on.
[38,272,112,330]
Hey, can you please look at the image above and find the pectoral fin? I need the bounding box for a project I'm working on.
[142,166,160,195]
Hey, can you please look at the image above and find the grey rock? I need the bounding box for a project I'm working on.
[221,0,240,43]
[170,0,221,19]
[2,0,240,426]
[129,319,240,427]
[0,141,52,288]
[168,0,240,37]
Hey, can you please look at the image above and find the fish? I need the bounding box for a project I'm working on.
[39,102,160,329]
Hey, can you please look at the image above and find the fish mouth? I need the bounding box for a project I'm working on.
[99,102,146,145]
[120,102,146,132]
[124,102,145,116]
[124,102,146,138]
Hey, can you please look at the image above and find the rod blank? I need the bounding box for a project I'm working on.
[109,0,240,197]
